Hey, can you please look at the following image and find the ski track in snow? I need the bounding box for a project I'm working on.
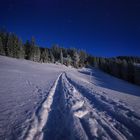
[22,73,62,140]
[22,72,140,140]
[65,73,140,140]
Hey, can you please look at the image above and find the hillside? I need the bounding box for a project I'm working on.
[0,56,140,140]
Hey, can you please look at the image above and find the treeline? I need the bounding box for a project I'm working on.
[0,28,140,85]
[0,29,88,68]
[88,56,140,85]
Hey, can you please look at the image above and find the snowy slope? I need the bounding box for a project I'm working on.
[0,56,66,139]
[0,56,140,140]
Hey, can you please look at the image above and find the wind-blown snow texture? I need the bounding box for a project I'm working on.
[0,56,140,140]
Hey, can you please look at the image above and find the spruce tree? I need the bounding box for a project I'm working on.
[134,65,140,85]
[79,50,87,67]
[0,37,5,55]
[30,37,36,61]
[121,59,128,80]
[51,44,61,60]
[73,51,79,68]
[33,46,40,62]
[60,50,63,64]
[0,28,8,55]
[13,35,19,58]
[24,40,31,60]
[66,55,71,66]
[18,39,25,59]
[6,33,14,57]
[41,49,49,63]
[127,62,134,83]
[50,51,55,63]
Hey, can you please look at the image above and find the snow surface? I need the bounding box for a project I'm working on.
[0,56,140,140]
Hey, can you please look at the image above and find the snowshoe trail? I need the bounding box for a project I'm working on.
[22,73,140,140]
[22,73,62,140]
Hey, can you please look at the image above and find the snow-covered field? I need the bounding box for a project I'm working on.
[0,56,140,140]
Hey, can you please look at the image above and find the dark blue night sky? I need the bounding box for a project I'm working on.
[0,0,140,57]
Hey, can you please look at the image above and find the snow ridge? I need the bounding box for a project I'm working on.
[66,73,140,140]
[23,73,62,140]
